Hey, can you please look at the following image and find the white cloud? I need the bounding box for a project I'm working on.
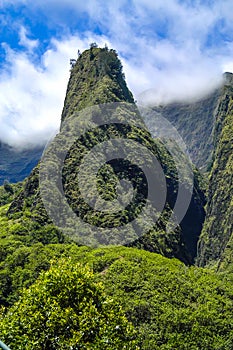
[1,1,233,147]
[0,32,108,148]
[19,27,39,51]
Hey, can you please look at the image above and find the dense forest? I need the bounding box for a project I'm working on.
[0,47,233,349]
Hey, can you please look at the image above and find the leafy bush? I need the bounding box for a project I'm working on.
[0,259,138,350]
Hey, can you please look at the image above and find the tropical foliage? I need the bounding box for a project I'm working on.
[0,47,233,350]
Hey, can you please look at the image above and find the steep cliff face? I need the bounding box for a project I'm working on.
[144,73,233,267]
[150,89,221,171]
[8,47,205,264]
[197,74,233,267]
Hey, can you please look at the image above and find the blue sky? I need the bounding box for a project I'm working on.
[0,0,233,147]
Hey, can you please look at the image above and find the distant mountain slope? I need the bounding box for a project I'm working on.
[197,76,233,267]
[0,142,43,185]
[146,73,233,267]
[148,84,224,170]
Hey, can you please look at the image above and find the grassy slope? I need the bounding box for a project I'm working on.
[1,244,233,349]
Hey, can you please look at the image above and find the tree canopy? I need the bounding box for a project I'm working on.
[0,259,138,350]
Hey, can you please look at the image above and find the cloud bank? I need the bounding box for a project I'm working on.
[1,0,233,147]
[0,33,106,148]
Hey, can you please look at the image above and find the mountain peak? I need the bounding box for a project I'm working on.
[61,46,134,123]
[223,71,233,85]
